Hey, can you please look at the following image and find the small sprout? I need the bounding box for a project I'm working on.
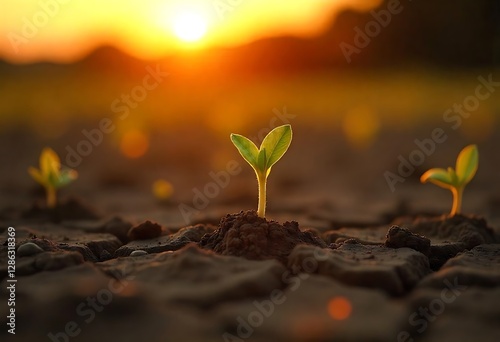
[28,147,78,208]
[420,144,478,216]
[152,179,174,201]
[230,124,293,218]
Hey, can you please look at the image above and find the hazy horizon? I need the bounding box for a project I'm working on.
[0,0,379,64]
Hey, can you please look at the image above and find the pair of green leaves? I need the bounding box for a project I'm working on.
[29,148,78,189]
[420,144,478,216]
[230,124,292,179]
[420,144,478,190]
[29,148,78,207]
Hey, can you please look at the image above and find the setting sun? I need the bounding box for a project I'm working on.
[172,10,208,43]
[0,0,370,62]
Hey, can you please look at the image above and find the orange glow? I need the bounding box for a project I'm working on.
[206,102,248,135]
[113,281,138,297]
[342,106,380,149]
[328,296,352,320]
[0,0,380,63]
[120,130,150,159]
[152,179,174,200]
[292,315,327,340]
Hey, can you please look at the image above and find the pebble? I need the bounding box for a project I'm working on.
[17,242,44,257]
[130,250,148,257]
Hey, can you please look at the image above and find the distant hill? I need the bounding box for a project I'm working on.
[74,45,151,77]
[163,0,499,73]
[327,0,500,67]
[1,0,498,74]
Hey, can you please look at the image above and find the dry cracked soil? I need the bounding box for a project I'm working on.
[1,198,500,342]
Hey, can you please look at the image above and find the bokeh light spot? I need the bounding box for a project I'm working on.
[120,130,150,159]
[152,179,174,200]
[328,296,352,321]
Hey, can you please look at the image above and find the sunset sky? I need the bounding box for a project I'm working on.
[1,0,379,63]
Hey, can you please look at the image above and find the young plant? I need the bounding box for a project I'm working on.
[28,147,78,208]
[230,124,292,218]
[420,144,478,216]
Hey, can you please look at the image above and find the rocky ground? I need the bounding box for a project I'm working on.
[1,198,499,342]
[1,124,500,341]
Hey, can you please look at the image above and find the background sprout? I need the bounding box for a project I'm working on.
[28,147,78,208]
[420,144,478,216]
[231,124,292,218]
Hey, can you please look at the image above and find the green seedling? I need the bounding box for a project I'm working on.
[28,147,78,208]
[231,124,292,218]
[420,144,478,216]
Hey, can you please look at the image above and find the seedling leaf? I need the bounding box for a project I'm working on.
[57,169,78,188]
[257,148,267,173]
[260,124,292,169]
[29,147,78,208]
[420,168,453,189]
[455,144,478,185]
[40,147,60,178]
[28,167,46,186]
[447,167,459,185]
[230,134,259,168]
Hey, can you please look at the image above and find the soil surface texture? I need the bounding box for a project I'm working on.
[1,199,499,342]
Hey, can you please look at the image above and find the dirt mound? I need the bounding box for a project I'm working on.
[393,214,497,269]
[199,210,326,263]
